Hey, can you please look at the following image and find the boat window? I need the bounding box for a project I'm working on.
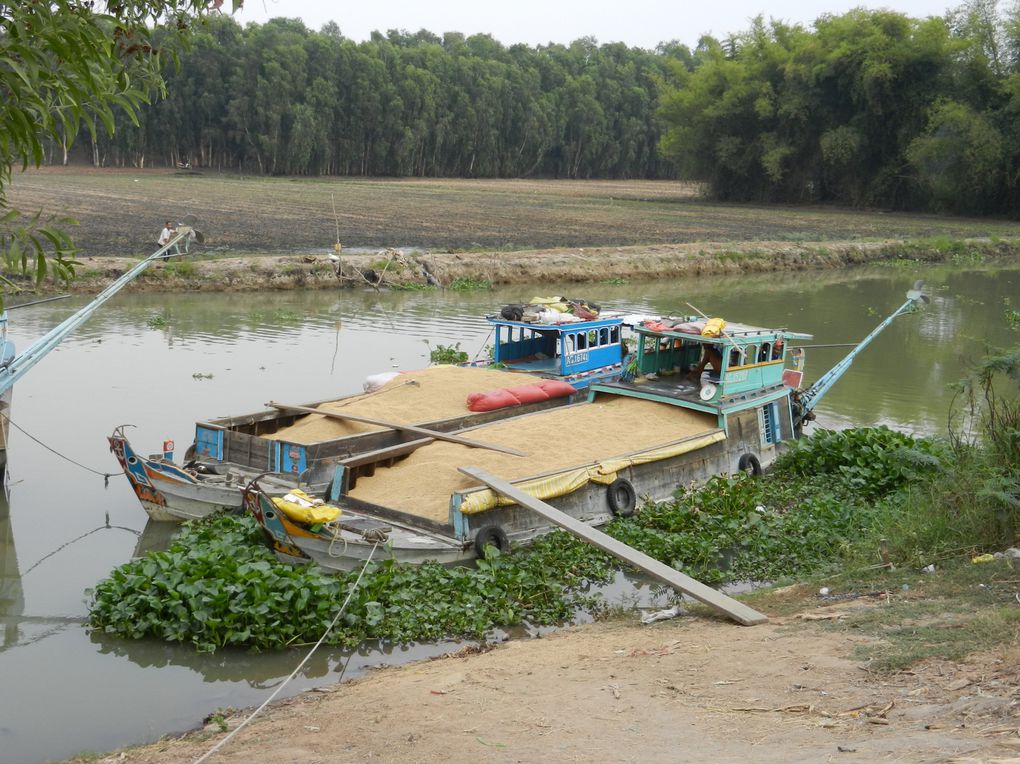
[575,332,587,350]
[610,326,620,344]
[759,342,771,362]
[745,344,757,365]
[729,347,743,368]
[599,328,609,345]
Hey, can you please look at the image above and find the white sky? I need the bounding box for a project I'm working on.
[236,0,958,49]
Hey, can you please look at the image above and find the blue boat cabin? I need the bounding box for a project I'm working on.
[488,315,625,385]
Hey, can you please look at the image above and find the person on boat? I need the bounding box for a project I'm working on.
[688,343,723,382]
[157,221,178,261]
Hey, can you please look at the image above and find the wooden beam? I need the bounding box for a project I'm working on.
[339,437,434,468]
[458,466,768,627]
[267,402,526,457]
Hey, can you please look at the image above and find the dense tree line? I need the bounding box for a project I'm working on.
[82,17,676,179]
[62,2,1020,214]
[659,0,1020,214]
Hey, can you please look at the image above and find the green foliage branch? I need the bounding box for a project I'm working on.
[0,0,242,304]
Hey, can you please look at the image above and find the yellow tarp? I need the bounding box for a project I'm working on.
[271,489,341,524]
[458,430,727,515]
[701,318,727,337]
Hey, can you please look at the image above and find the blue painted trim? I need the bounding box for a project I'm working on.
[452,494,467,539]
[329,464,344,501]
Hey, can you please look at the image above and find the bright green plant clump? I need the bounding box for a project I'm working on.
[449,277,491,291]
[603,427,943,584]
[88,514,614,653]
[606,473,879,585]
[773,426,943,500]
[426,341,469,364]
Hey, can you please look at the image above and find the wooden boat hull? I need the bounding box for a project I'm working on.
[109,432,253,522]
[245,487,471,572]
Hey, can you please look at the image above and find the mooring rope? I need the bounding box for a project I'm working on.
[2,414,118,481]
[193,540,380,764]
[20,517,139,578]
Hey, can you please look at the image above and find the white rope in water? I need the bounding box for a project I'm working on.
[193,541,380,764]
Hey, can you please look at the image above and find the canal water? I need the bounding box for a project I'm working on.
[1,264,1017,762]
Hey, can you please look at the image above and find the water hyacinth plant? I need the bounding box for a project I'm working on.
[89,424,945,652]
[88,515,614,653]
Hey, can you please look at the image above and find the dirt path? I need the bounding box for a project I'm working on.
[81,604,1020,764]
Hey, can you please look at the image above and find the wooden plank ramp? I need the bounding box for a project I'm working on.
[458,466,768,627]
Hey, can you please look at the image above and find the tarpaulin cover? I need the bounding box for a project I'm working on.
[458,430,727,514]
[271,488,341,524]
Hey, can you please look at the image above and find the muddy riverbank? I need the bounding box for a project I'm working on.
[31,237,1020,295]
[66,606,1020,764]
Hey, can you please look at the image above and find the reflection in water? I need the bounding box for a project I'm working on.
[133,519,179,558]
[88,630,467,689]
[0,487,138,654]
[0,484,22,649]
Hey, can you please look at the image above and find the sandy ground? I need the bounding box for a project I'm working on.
[83,602,1020,764]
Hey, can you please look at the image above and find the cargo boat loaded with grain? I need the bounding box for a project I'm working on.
[108,304,633,524]
[245,286,930,571]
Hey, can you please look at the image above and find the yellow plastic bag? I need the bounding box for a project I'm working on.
[701,318,727,337]
[271,488,341,524]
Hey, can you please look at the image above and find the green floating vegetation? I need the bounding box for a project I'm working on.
[146,312,170,329]
[448,277,491,291]
[89,347,1019,655]
[425,340,469,364]
[87,517,614,653]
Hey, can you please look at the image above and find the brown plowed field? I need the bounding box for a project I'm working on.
[9,167,1020,258]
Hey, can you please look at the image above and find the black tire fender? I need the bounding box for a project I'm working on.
[737,453,763,477]
[607,477,637,517]
[474,525,510,557]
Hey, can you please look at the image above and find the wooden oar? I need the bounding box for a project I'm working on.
[266,401,527,457]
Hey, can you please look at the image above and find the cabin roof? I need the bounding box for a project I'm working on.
[486,314,622,330]
[637,320,812,344]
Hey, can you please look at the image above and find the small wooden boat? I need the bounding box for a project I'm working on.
[248,288,928,571]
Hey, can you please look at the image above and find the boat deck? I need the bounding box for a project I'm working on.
[598,373,714,407]
[346,396,719,523]
[502,358,559,373]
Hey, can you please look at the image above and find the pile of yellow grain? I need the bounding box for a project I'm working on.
[348,397,717,523]
[266,365,543,444]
